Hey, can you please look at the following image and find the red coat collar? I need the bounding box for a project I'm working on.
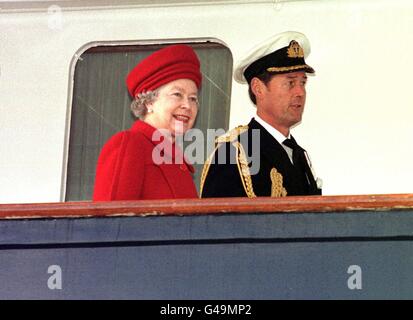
[130,120,195,173]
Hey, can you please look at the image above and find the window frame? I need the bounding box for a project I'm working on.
[61,37,232,201]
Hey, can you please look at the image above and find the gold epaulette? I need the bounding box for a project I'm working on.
[215,125,249,143]
[200,124,288,199]
[200,125,257,198]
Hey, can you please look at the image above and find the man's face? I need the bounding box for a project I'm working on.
[256,71,307,135]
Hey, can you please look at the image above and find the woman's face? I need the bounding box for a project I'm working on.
[144,79,199,139]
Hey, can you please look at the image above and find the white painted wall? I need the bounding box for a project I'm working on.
[0,0,412,203]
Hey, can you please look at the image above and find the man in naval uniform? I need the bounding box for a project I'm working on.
[200,31,322,198]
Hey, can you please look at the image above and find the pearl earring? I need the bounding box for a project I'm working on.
[147,108,153,113]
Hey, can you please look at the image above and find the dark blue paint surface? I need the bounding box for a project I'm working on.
[1,210,413,299]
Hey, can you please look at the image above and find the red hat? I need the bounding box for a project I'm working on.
[126,44,202,97]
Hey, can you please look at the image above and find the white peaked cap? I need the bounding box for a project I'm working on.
[233,31,314,84]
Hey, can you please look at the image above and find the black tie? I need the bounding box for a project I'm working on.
[283,138,318,192]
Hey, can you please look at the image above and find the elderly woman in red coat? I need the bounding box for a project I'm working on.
[93,44,201,200]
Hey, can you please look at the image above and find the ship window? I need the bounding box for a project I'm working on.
[64,41,233,201]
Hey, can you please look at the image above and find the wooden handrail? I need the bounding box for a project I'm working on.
[1,193,413,220]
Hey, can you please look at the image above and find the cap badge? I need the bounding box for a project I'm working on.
[287,40,304,58]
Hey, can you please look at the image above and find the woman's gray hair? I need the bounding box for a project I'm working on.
[130,90,158,119]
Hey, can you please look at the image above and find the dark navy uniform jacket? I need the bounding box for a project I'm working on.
[200,118,321,198]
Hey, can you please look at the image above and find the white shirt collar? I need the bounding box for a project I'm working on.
[255,115,294,164]
[254,114,290,144]
[253,115,319,182]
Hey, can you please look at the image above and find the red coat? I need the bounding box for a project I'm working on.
[93,120,198,201]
